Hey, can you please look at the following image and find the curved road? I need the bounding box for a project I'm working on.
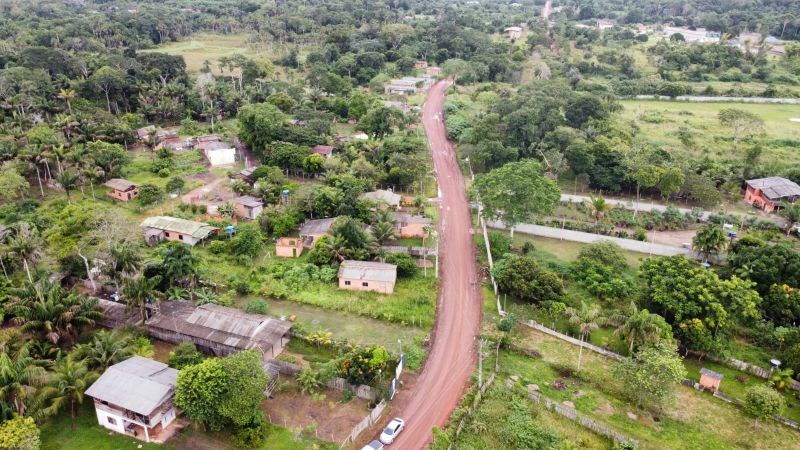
[389,81,482,449]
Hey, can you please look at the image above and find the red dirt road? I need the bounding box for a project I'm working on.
[388,81,482,449]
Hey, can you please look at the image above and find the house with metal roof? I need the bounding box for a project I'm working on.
[699,368,723,392]
[391,211,433,238]
[744,177,800,213]
[85,356,179,443]
[338,260,397,294]
[145,302,292,360]
[360,189,402,208]
[233,195,264,220]
[104,178,139,202]
[310,144,334,158]
[300,217,337,247]
[140,216,218,246]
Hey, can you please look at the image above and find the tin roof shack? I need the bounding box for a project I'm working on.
[231,167,256,185]
[310,144,334,158]
[300,217,337,248]
[140,216,218,246]
[233,195,264,220]
[699,368,723,392]
[275,237,304,257]
[338,260,397,294]
[391,211,432,238]
[360,189,402,209]
[146,302,292,360]
[504,26,523,39]
[104,178,139,202]
[96,298,141,328]
[744,177,800,213]
[85,356,179,443]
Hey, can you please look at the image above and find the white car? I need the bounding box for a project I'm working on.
[379,418,405,445]
[361,440,384,450]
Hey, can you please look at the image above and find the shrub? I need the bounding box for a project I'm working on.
[386,253,418,277]
[137,184,164,206]
[232,278,251,295]
[245,298,269,315]
[208,240,228,254]
[744,385,785,419]
[577,241,628,271]
[167,341,205,369]
[492,254,563,304]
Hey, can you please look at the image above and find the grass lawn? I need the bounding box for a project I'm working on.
[40,403,162,450]
[505,326,800,450]
[140,33,265,74]
[620,99,800,166]
[165,423,337,450]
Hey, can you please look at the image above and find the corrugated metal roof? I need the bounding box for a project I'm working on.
[360,190,401,206]
[233,195,263,207]
[140,216,217,239]
[338,260,397,283]
[700,368,723,380]
[104,178,137,191]
[391,212,432,225]
[85,356,177,416]
[300,218,336,235]
[746,177,800,200]
[146,302,292,355]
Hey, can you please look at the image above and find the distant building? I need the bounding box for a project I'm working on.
[699,368,723,392]
[738,32,763,45]
[383,100,411,114]
[136,125,156,141]
[504,26,523,40]
[231,167,256,185]
[300,217,337,247]
[414,60,428,69]
[85,356,179,443]
[310,144,334,158]
[233,195,264,220]
[360,189,402,208]
[202,141,236,166]
[426,66,442,78]
[596,19,615,30]
[146,302,292,360]
[384,77,430,95]
[744,177,800,213]
[140,216,218,246]
[391,211,432,238]
[104,178,138,202]
[663,26,720,43]
[338,260,398,294]
[275,237,304,258]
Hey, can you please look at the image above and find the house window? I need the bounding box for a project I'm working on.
[165,232,170,237]
[178,234,184,240]
[362,282,369,287]
[107,417,117,425]
[344,280,351,286]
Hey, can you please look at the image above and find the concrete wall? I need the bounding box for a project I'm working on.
[276,240,303,257]
[206,148,235,166]
[162,231,200,246]
[398,223,428,238]
[339,277,395,294]
[94,405,127,434]
[107,189,138,202]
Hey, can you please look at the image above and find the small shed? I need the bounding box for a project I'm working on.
[300,217,337,247]
[699,368,723,392]
[275,237,304,258]
[233,195,264,220]
[104,178,139,202]
[338,260,397,294]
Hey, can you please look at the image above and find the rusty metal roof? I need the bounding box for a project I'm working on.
[103,178,137,191]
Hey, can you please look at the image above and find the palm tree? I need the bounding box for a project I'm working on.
[165,286,189,301]
[55,170,79,203]
[0,344,47,419]
[161,243,198,289]
[57,89,76,115]
[73,329,135,371]
[217,202,236,218]
[780,202,800,236]
[6,223,43,283]
[324,235,349,262]
[612,302,667,354]
[37,355,98,428]
[107,243,142,290]
[692,223,727,263]
[122,275,163,323]
[8,281,101,345]
[585,193,613,225]
[564,301,605,371]
[371,221,396,245]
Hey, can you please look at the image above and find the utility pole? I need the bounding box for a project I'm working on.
[478,339,483,388]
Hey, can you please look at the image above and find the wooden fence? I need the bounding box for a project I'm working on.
[339,399,387,448]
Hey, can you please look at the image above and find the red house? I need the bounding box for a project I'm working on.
[744,177,800,213]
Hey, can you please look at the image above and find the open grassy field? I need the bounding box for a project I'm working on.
[620,99,800,165]
[505,326,800,450]
[141,33,266,74]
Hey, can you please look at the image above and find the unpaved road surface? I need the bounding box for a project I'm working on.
[386,81,482,449]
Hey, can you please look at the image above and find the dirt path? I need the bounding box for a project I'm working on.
[541,0,553,20]
[379,81,482,449]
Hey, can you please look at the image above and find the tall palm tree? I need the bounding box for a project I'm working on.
[36,355,98,428]
[8,281,101,345]
[0,344,47,419]
[324,235,349,263]
[107,243,142,290]
[122,275,163,323]
[612,302,667,354]
[564,301,605,371]
[160,243,198,289]
[73,330,135,371]
[585,193,613,225]
[57,89,76,115]
[6,223,43,283]
[55,170,79,204]
[692,223,727,263]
